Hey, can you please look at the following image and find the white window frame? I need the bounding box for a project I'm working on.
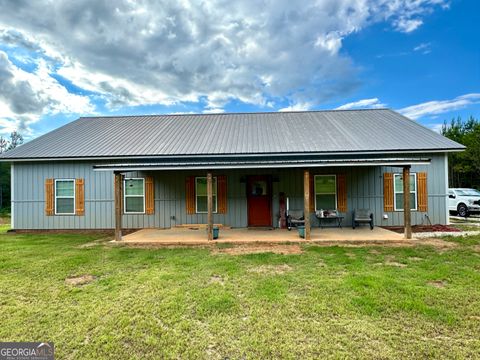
[394,173,418,211]
[123,178,145,214]
[195,176,218,214]
[55,179,76,215]
[314,174,337,211]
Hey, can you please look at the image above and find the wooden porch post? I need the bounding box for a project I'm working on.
[114,172,124,241]
[303,169,311,240]
[207,172,213,240]
[403,166,412,239]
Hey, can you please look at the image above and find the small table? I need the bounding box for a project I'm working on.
[316,215,344,228]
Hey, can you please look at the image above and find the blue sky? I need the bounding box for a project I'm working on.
[0,0,478,140]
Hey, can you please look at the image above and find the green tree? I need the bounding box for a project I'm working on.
[7,131,23,150]
[0,131,24,209]
[0,137,8,154]
[441,116,480,188]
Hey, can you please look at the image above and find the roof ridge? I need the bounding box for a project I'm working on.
[79,108,392,119]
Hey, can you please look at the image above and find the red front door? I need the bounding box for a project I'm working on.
[247,176,272,227]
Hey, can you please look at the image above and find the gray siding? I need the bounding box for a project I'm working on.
[12,153,448,229]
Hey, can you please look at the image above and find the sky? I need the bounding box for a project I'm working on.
[0,0,478,140]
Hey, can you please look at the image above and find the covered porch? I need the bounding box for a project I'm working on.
[121,226,406,245]
[94,155,431,242]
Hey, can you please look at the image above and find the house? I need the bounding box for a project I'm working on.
[0,109,464,240]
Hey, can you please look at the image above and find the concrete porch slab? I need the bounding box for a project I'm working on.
[120,226,406,245]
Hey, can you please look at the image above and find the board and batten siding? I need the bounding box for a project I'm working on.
[11,153,448,229]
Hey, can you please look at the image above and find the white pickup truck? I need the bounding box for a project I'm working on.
[448,188,480,217]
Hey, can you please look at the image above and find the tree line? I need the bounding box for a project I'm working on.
[0,131,24,209]
[441,116,480,189]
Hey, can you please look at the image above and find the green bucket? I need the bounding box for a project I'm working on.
[213,226,219,240]
[297,226,305,238]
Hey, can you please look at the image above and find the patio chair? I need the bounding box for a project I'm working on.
[352,209,374,230]
[286,210,305,230]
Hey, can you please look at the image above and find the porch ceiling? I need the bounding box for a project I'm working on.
[93,157,431,171]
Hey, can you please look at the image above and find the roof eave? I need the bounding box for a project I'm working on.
[93,158,432,171]
[0,147,465,162]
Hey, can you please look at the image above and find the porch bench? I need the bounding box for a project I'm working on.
[352,209,374,230]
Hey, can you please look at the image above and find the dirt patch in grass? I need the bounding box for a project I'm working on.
[386,261,407,268]
[409,257,424,262]
[65,275,97,286]
[419,238,458,251]
[209,275,225,286]
[248,264,293,275]
[307,238,457,250]
[374,261,407,268]
[317,259,327,267]
[428,280,448,288]
[77,237,113,248]
[374,255,407,268]
[212,244,303,255]
[472,245,480,253]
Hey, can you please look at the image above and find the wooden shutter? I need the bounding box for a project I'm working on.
[336,174,347,212]
[417,172,428,212]
[383,173,394,212]
[145,176,155,215]
[309,174,315,212]
[75,178,85,216]
[186,176,196,215]
[45,178,54,216]
[217,175,227,214]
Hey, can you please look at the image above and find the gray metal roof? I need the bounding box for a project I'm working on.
[0,109,464,160]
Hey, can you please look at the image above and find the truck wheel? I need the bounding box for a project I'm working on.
[457,204,468,217]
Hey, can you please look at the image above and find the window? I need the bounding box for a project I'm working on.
[196,177,217,213]
[315,175,337,210]
[55,179,75,215]
[456,189,480,196]
[250,180,267,196]
[394,173,417,211]
[124,178,145,214]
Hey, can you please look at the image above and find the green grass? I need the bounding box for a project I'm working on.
[0,228,479,359]
[451,223,480,232]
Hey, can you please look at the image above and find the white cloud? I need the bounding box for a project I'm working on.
[202,108,225,114]
[398,93,480,120]
[394,18,423,33]
[278,102,312,112]
[413,42,432,54]
[0,0,449,132]
[429,123,444,133]
[315,32,344,55]
[335,98,386,110]
[0,51,93,134]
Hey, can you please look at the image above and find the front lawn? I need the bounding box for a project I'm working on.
[0,227,479,359]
